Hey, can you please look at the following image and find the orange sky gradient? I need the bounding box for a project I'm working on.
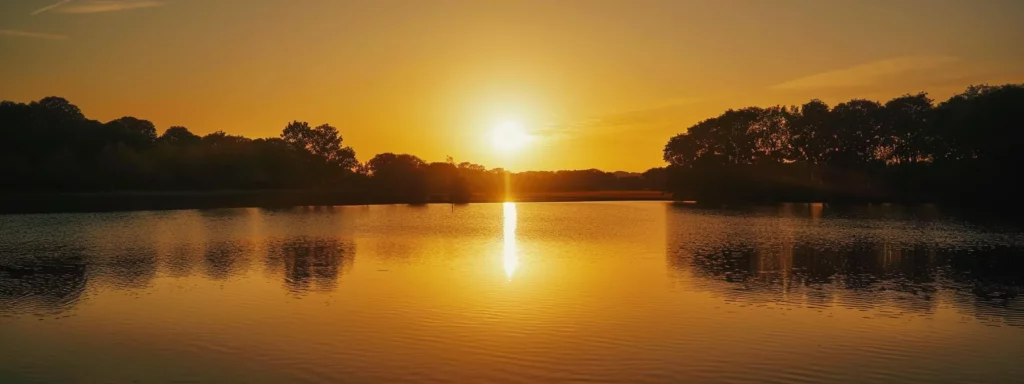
[2,0,1023,171]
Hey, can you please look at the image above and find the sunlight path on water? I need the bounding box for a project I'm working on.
[503,202,518,280]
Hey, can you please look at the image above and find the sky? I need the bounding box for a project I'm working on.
[2,0,1023,172]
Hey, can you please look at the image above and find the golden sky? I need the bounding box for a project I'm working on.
[2,0,1023,171]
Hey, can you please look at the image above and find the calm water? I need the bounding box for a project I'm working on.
[1,202,1023,383]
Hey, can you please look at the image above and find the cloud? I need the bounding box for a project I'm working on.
[31,0,167,15]
[31,0,75,15]
[542,97,702,138]
[0,29,68,40]
[771,56,960,91]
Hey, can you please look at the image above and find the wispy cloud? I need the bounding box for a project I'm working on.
[771,56,960,91]
[31,0,167,15]
[31,0,75,15]
[0,29,68,40]
[542,97,703,138]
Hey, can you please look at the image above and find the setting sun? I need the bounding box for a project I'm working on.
[491,121,532,153]
[2,1,1024,383]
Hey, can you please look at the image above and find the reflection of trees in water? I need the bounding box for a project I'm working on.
[681,243,942,314]
[944,248,1024,326]
[666,204,1024,327]
[0,248,88,316]
[203,241,255,280]
[265,238,353,294]
[163,244,200,278]
[1,244,160,315]
[95,246,158,290]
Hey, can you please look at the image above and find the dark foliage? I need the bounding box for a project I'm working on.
[0,97,358,191]
[0,97,664,207]
[663,84,1024,207]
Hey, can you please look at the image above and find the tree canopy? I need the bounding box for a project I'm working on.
[0,97,664,203]
[663,84,1024,206]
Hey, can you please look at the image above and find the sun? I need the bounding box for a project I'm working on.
[491,121,531,152]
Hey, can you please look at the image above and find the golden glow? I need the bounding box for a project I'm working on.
[491,121,532,153]
[502,202,519,280]
[2,2,1021,172]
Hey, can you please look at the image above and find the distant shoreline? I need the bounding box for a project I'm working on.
[4,191,1018,221]
[0,190,673,214]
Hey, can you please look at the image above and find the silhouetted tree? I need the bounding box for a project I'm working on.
[105,116,158,149]
[8,84,1020,211]
[159,126,201,146]
[642,167,668,191]
[789,99,831,164]
[33,96,85,123]
[281,121,357,169]
[826,99,884,168]
[663,83,1024,207]
[366,153,429,203]
[881,93,933,164]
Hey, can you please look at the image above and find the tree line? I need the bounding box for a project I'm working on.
[0,97,664,205]
[663,83,1024,207]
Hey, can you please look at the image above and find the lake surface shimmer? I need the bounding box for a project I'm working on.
[2,202,1023,383]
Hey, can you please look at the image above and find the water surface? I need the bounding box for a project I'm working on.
[1,202,1023,383]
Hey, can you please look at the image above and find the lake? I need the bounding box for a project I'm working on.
[1,202,1023,383]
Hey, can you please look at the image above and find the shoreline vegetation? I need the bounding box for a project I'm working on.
[2,83,1022,215]
[662,84,1024,212]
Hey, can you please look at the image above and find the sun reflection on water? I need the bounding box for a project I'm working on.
[502,202,518,280]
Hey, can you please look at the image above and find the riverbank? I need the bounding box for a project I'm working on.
[0,190,673,214]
